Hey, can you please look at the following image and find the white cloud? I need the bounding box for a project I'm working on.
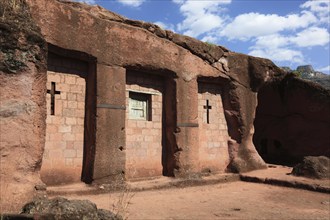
[252,34,290,50]
[317,65,330,73]
[117,0,145,7]
[174,0,231,38]
[154,21,167,29]
[73,0,96,4]
[154,21,175,32]
[301,0,330,13]
[249,48,304,64]
[171,0,329,66]
[217,1,329,65]
[179,13,224,37]
[290,27,330,47]
[249,27,330,63]
[172,0,185,4]
[221,11,317,40]
[300,0,330,23]
[249,34,306,64]
[201,35,218,43]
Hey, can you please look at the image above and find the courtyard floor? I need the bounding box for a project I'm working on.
[48,165,330,220]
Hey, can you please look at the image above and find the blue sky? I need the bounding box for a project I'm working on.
[74,0,330,74]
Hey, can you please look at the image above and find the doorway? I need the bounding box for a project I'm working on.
[41,45,96,185]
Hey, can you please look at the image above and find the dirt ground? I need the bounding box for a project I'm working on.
[62,181,330,220]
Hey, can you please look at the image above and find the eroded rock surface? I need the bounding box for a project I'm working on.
[291,156,330,179]
[0,0,47,212]
[22,197,121,220]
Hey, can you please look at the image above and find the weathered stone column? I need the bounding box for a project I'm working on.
[174,78,200,177]
[224,53,280,173]
[225,82,266,173]
[94,65,126,181]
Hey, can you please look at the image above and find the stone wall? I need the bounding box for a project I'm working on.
[125,71,164,179]
[198,82,229,173]
[41,52,87,185]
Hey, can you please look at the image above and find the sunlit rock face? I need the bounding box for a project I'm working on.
[0,0,47,212]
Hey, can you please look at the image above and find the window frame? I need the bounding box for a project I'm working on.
[128,91,152,121]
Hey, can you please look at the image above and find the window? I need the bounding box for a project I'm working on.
[129,92,151,121]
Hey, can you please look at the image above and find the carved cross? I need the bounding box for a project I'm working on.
[203,99,212,124]
[47,82,61,115]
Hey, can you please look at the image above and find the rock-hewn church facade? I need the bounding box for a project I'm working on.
[29,0,265,185]
[1,0,329,212]
[26,0,276,184]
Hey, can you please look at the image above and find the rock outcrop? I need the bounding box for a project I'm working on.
[282,65,330,90]
[21,197,121,220]
[291,156,330,179]
[296,65,315,73]
[0,0,47,212]
[224,54,284,172]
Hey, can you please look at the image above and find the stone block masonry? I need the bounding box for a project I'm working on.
[41,53,88,185]
[198,82,229,173]
[125,71,164,179]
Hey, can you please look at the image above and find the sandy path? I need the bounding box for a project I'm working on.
[64,181,330,220]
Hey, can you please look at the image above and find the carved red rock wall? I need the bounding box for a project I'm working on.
[0,0,47,212]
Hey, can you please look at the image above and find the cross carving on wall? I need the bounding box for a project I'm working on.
[203,99,212,124]
[47,82,61,115]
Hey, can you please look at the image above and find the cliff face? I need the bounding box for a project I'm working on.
[0,0,47,212]
[254,74,330,165]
